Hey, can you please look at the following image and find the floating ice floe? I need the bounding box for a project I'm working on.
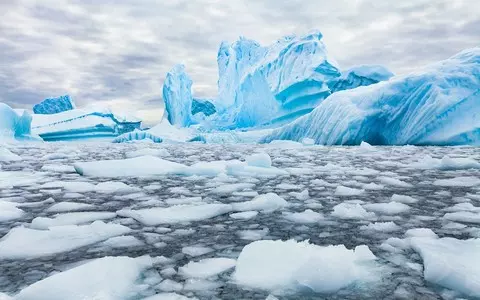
[433,176,480,187]
[179,257,236,279]
[409,155,480,170]
[30,212,117,229]
[0,221,131,259]
[15,256,159,300]
[234,239,380,294]
[331,203,376,220]
[74,154,288,178]
[283,209,323,224]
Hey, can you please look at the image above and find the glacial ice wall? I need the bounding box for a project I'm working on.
[328,65,394,93]
[33,95,75,115]
[264,48,480,146]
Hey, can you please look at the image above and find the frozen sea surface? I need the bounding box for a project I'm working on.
[1,142,480,299]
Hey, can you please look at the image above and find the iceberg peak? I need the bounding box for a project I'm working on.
[162,64,194,127]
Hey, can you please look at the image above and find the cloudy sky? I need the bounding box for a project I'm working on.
[1,0,478,125]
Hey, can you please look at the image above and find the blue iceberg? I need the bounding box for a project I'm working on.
[162,64,193,127]
[212,31,341,129]
[328,65,394,93]
[264,48,480,145]
[33,95,75,115]
[0,103,37,141]
[32,108,142,142]
[192,98,216,117]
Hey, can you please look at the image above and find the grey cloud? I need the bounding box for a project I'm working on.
[0,0,479,124]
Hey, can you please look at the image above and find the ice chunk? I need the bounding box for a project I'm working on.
[264,48,480,146]
[46,202,95,213]
[144,293,195,300]
[162,64,194,127]
[229,211,258,220]
[0,221,131,259]
[331,202,375,220]
[410,155,480,170]
[102,235,144,248]
[391,194,418,204]
[410,237,480,297]
[179,257,236,279]
[16,256,156,300]
[117,203,233,225]
[182,246,214,257]
[335,186,364,196]
[434,176,480,187]
[405,228,438,239]
[0,103,36,141]
[33,95,75,114]
[0,148,21,162]
[232,193,288,213]
[363,202,411,215]
[126,148,170,158]
[245,152,272,168]
[31,212,116,229]
[284,209,323,224]
[0,201,24,222]
[234,239,379,293]
[94,181,139,194]
[360,222,400,232]
[444,211,480,224]
[378,177,413,188]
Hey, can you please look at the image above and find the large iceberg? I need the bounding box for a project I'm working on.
[211,31,341,129]
[192,98,216,117]
[33,95,75,115]
[0,103,37,141]
[162,64,194,127]
[328,65,394,93]
[32,108,141,142]
[264,48,480,145]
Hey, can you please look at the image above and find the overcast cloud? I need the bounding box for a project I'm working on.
[1,0,478,124]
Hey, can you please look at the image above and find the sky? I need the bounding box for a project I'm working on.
[1,0,479,125]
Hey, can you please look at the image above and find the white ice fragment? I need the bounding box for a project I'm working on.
[182,246,214,257]
[179,257,236,279]
[363,202,411,215]
[229,211,258,220]
[335,186,364,196]
[31,212,116,229]
[234,240,379,293]
[284,209,323,224]
[232,193,288,213]
[117,203,233,225]
[246,152,272,168]
[360,222,401,232]
[16,256,156,300]
[0,221,131,259]
[434,176,480,187]
[331,203,376,220]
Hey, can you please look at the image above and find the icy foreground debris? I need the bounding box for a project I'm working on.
[0,221,131,259]
[234,240,379,293]
[16,256,157,300]
[410,236,480,297]
[0,103,36,141]
[265,48,480,145]
[179,257,236,279]
[74,154,287,177]
[33,95,75,115]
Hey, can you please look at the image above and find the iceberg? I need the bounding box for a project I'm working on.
[163,64,194,127]
[212,31,341,128]
[264,48,480,145]
[113,119,195,143]
[33,95,75,115]
[32,108,141,141]
[0,103,37,141]
[192,98,216,117]
[328,65,394,93]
